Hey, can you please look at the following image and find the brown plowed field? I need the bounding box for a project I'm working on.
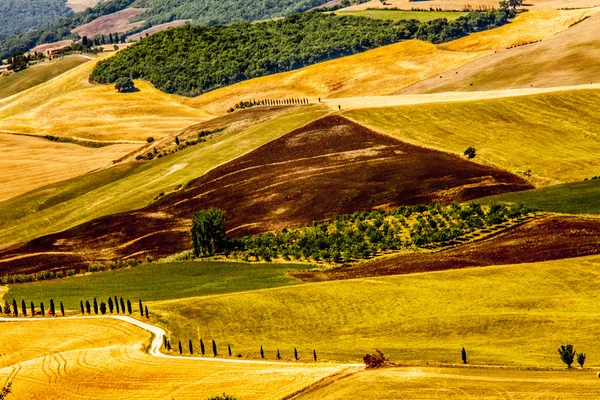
[293,215,600,281]
[72,8,146,37]
[0,116,531,274]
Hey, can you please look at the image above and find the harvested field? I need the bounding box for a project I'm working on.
[66,0,100,12]
[0,319,347,400]
[0,133,139,201]
[30,40,74,53]
[0,116,531,274]
[293,215,600,281]
[126,20,191,42]
[401,13,600,93]
[72,8,147,37]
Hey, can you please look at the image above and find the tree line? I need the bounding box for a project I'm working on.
[228,98,310,113]
[191,202,535,263]
[1,298,65,317]
[78,297,149,318]
[90,7,517,97]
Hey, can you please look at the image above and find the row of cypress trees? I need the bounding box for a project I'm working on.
[167,338,317,362]
[1,299,64,317]
[79,297,150,318]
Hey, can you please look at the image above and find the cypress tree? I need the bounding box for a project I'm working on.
[40,302,45,316]
[167,340,171,351]
[0,304,3,314]
[114,296,120,313]
[108,297,114,313]
[139,299,143,316]
[163,335,167,348]
[80,301,84,314]
[189,340,193,354]
[50,299,55,316]
[228,344,232,357]
[120,297,126,314]
[2,301,9,315]
[21,300,26,316]
[100,301,107,315]
[212,340,217,356]
[85,300,91,314]
[277,349,281,360]
[60,302,65,317]
[127,299,132,314]
[313,350,317,362]
[30,302,35,316]
[462,347,467,364]
[294,347,298,361]
[260,346,264,359]
[93,298,98,314]
[200,339,205,355]
[178,341,182,354]
[12,299,17,317]
[145,305,149,318]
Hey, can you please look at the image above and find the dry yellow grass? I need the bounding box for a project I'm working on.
[0,133,139,201]
[344,0,600,11]
[0,319,349,400]
[0,56,213,141]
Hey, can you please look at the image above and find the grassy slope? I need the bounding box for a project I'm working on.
[478,179,600,214]
[0,55,90,100]
[342,89,600,187]
[5,261,306,306]
[0,105,328,245]
[0,133,140,202]
[335,10,468,21]
[150,255,600,367]
[0,55,213,141]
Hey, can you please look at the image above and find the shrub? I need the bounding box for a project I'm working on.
[363,349,387,368]
[464,147,477,159]
[577,352,586,368]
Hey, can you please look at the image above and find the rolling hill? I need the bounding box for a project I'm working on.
[400,13,600,94]
[0,115,532,274]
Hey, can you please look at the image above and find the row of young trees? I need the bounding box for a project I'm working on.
[1,299,64,317]
[79,297,149,318]
[227,98,310,113]
[191,202,535,263]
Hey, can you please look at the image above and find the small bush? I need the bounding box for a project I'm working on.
[115,77,135,92]
[464,147,477,159]
[363,349,387,369]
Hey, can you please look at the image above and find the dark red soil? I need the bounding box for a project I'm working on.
[292,215,600,282]
[0,115,532,275]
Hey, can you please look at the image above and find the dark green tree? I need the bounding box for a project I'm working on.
[30,301,35,316]
[189,340,194,354]
[228,344,232,356]
[93,298,98,314]
[212,339,217,356]
[191,208,229,257]
[145,305,149,318]
[2,301,9,315]
[127,299,132,314]
[49,299,55,316]
[463,147,476,159]
[40,302,45,316]
[21,300,26,317]
[114,296,119,313]
[167,340,171,351]
[294,347,298,361]
[80,300,85,314]
[277,349,281,360]
[175,136,180,145]
[558,344,576,369]
[60,302,65,317]
[120,297,126,314]
[108,297,114,313]
[139,299,143,316]
[461,347,467,364]
[114,77,135,93]
[100,301,107,315]
[178,341,183,354]
[260,346,264,359]
[313,350,317,362]
[577,352,586,369]
[12,299,17,317]
[85,300,91,314]
[201,339,205,355]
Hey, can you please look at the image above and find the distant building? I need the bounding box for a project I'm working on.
[44,45,72,58]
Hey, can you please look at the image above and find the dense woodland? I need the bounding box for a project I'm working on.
[90,9,514,96]
[0,0,72,39]
[0,0,136,59]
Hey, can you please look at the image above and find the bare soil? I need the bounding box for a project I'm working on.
[0,116,531,274]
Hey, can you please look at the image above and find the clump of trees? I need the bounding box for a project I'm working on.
[90,8,515,97]
[115,77,135,93]
[228,98,309,113]
[191,208,229,257]
[0,382,11,400]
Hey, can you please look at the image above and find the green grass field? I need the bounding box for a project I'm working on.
[343,89,600,188]
[478,179,600,214]
[0,56,91,100]
[4,260,306,308]
[149,255,600,367]
[0,105,328,245]
[335,10,468,22]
